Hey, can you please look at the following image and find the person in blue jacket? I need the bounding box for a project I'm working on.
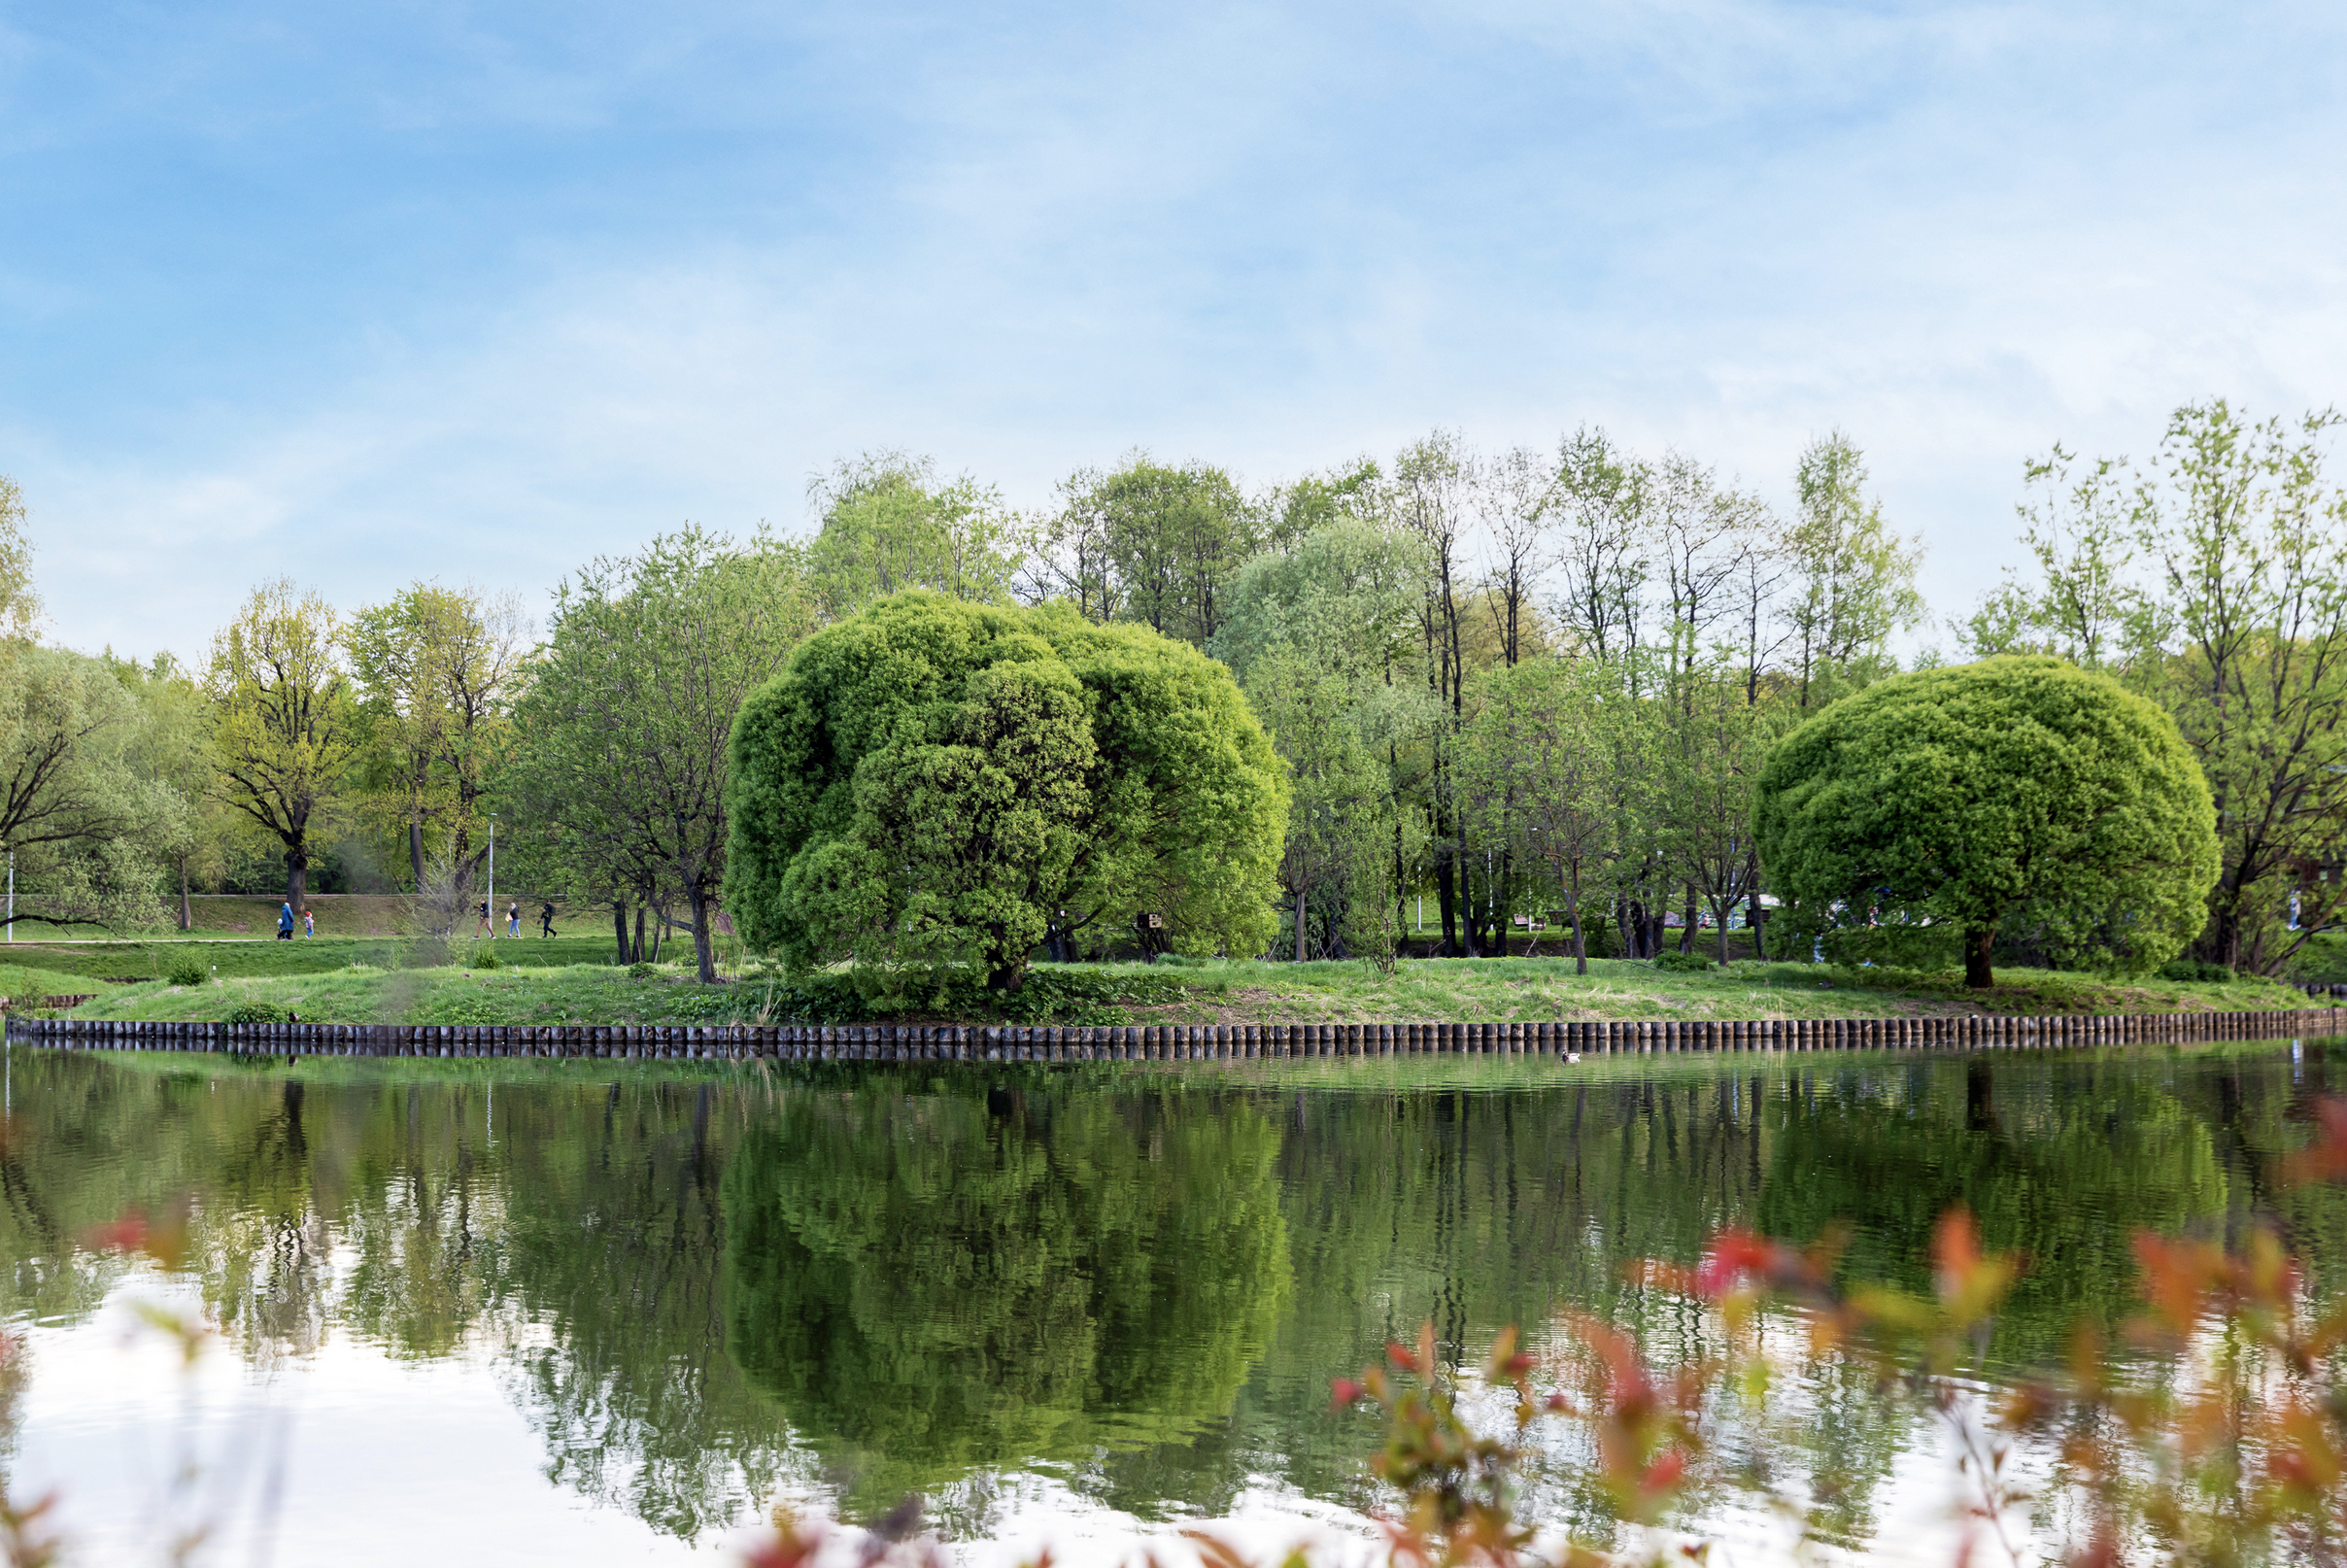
[277,902,294,940]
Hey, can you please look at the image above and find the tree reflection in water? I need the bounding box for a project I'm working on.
[722,1082,1291,1524]
[2,1043,2342,1559]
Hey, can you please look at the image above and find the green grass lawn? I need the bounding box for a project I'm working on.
[0,934,622,983]
[1111,955,2313,1023]
[50,952,2329,1028]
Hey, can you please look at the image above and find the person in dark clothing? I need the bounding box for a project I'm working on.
[539,902,558,937]
[277,902,294,940]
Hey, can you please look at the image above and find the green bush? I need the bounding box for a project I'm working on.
[761,965,1187,1025]
[225,1000,287,1025]
[165,957,208,988]
[1651,950,1716,973]
[472,946,501,971]
[2157,957,2235,984]
[627,961,658,979]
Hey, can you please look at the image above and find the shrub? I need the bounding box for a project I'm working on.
[627,961,657,979]
[472,946,501,971]
[164,957,208,988]
[1651,950,1716,973]
[2157,956,2235,983]
[225,1000,286,1025]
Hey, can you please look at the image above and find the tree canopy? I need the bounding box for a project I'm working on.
[1754,655,2219,987]
[725,591,1286,990]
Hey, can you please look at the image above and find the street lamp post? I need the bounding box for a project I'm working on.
[486,815,496,938]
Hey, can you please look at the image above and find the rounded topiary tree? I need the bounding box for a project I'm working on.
[1753,656,2217,988]
[725,591,1287,990]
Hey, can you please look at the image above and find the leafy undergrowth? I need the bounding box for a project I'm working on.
[51,953,2324,1029]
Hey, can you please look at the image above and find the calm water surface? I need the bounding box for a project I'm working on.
[4,1041,2345,1566]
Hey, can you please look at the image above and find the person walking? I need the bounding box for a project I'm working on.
[506,901,520,937]
[302,907,315,938]
[277,902,294,940]
[539,901,557,937]
[476,899,492,938]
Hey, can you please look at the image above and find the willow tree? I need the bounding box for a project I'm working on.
[1755,657,2217,988]
[725,592,1286,992]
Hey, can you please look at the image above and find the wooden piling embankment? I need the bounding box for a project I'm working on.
[4,1006,2343,1064]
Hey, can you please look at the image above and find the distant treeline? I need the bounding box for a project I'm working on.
[0,399,2339,981]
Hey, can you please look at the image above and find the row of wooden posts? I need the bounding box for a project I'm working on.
[8,1006,2344,1063]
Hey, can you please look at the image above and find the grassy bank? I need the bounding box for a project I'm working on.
[0,934,620,983]
[51,953,2325,1028]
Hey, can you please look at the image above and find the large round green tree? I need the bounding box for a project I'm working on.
[1753,656,2218,987]
[725,591,1287,988]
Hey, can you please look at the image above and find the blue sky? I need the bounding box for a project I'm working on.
[3,0,2342,662]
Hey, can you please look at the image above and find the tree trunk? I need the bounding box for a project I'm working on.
[1717,902,1731,967]
[1964,925,1996,989]
[286,844,308,910]
[1435,852,1459,957]
[1566,874,1587,976]
[685,880,718,983]
[1295,887,1307,963]
[409,819,425,893]
[177,856,191,932]
[613,900,632,964]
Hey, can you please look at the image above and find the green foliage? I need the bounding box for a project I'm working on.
[726,592,1287,991]
[1963,402,2347,975]
[504,527,817,982]
[223,999,286,1024]
[1650,949,1714,972]
[164,956,208,988]
[805,452,1027,615]
[204,578,360,903]
[721,1085,1291,1511]
[1756,656,2219,986]
[2157,956,2236,983]
[626,961,656,978]
[1786,431,1926,709]
[752,965,1185,1024]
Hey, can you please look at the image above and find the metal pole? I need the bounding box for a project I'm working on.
[486,817,496,938]
[8,848,14,943]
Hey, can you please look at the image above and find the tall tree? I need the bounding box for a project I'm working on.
[1549,426,1649,663]
[205,579,359,908]
[1474,446,1551,669]
[1213,518,1439,966]
[1069,456,1255,647]
[806,452,1026,614]
[1962,445,2150,672]
[509,528,815,982]
[1392,431,1479,953]
[348,582,528,893]
[1464,657,1642,973]
[104,650,216,930]
[1786,432,1924,709]
[2134,402,2347,971]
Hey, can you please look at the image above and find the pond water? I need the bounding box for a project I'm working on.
[3,1040,2344,1567]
